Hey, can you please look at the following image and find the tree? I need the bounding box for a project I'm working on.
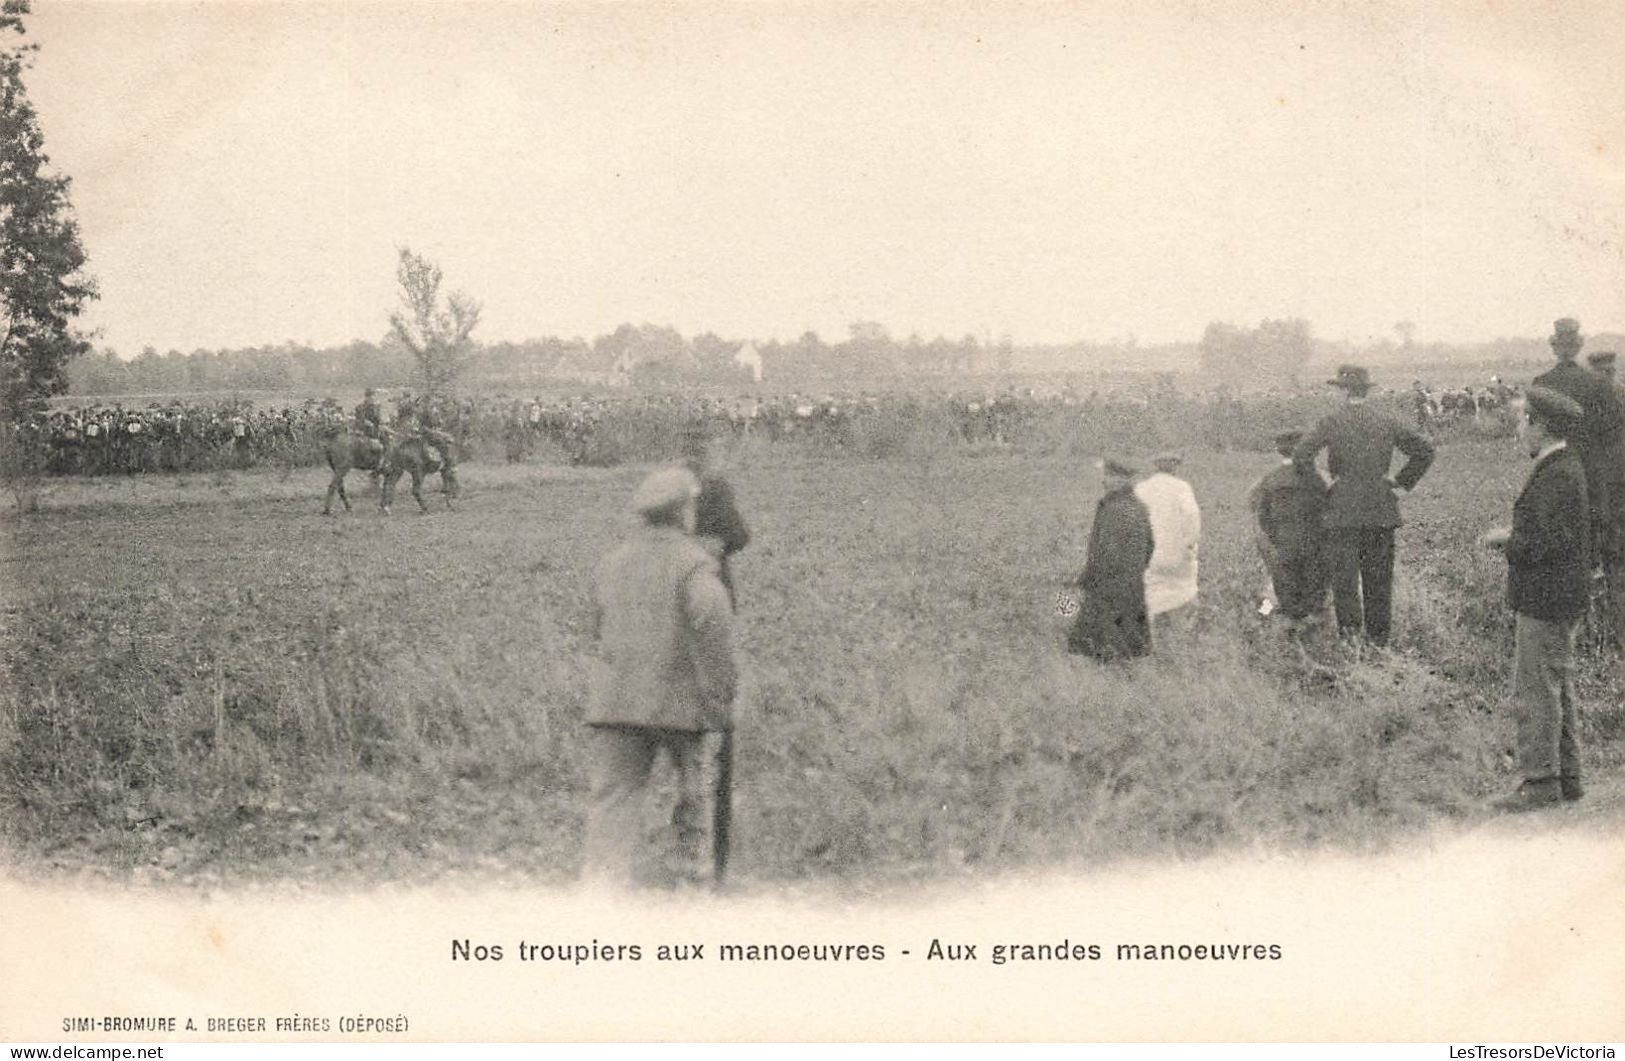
[0,0,97,423]
[1198,318,1314,387]
[385,247,481,399]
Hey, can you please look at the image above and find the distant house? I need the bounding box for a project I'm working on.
[735,341,763,383]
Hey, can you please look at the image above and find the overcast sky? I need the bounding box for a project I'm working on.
[20,0,1625,355]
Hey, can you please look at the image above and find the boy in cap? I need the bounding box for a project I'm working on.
[1134,451,1201,640]
[582,467,738,886]
[1480,386,1590,810]
[1068,458,1155,661]
[1293,365,1435,647]
[1249,430,1330,630]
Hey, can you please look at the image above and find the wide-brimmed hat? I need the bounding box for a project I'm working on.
[1585,350,1616,368]
[632,467,699,517]
[1328,365,1373,393]
[1274,429,1304,454]
[1097,457,1140,477]
[1523,385,1583,436]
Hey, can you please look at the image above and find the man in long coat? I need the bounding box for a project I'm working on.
[1249,429,1330,627]
[682,427,751,610]
[1587,348,1625,653]
[1480,387,1590,810]
[582,467,738,887]
[1293,365,1435,647]
[1068,458,1155,661]
[1536,321,1624,585]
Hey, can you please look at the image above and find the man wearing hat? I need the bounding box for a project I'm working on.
[1586,347,1625,651]
[1536,319,1625,654]
[681,426,750,610]
[1068,458,1155,661]
[1479,387,1590,810]
[582,467,738,886]
[1292,365,1435,647]
[1249,430,1330,628]
[1134,451,1201,638]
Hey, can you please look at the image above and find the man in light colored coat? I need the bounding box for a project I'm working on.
[582,467,737,887]
[1134,452,1201,637]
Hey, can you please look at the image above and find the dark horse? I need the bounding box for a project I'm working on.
[380,434,459,514]
[322,431,458,515]
[322,431,388,515]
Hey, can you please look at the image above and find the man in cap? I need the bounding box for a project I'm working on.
[1068,458,1155,661]
[1133,451,1201,640]
[582,467,738,886]
[1249,429,1330,630]
[1293,365,1435,647]
[681,426,750,610]
[1479,387,1590,810]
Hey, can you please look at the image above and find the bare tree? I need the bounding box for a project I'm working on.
[386,248,481,398]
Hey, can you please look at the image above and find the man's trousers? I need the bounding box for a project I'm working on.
[581,724,706,887]
[1512,613,1582,787]
[1326,527,1395,645]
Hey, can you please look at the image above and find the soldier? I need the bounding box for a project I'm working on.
[582,468,737,887]
[354,388,383,440]
[681,426,751,610]
[1134,452,1201,640]
[1478,387,1590,810]
[1249,430,1330,632]
[1067,458,1155,661]
[1293,365,1435,647]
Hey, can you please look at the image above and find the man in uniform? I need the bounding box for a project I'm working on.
[354,388,383,438]
[1293,365,1435,647]
[1249,430,1330,632]
[582,468,738,887]
[1134,451,1201,641]
[681,426,751,610]
[1068,458,1155,661]
[1479,387,1590,810]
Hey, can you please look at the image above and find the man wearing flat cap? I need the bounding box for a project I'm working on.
[1293,364,1435,647]
[1479,386,1590,811]
[582,467,738,886]
[1536,319,1625,654]
[1249,430,1330,629]
[1068,458,1155,661]
[1134,452,1202,640]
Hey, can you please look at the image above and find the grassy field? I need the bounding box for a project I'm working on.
[1,440,1621,891]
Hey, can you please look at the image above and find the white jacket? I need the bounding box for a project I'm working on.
[1134,472,1201,615]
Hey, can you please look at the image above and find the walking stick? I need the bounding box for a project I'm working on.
[712,728,734,888]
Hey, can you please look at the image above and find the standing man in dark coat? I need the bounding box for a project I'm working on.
[1586,347,1625,649]
[1068,458,1155,661]
[1535,322,1624,653]
[1293,365,1435,646]
[1249,429,1330,629]
[682,427,750,610]
[1479,387,1590,810]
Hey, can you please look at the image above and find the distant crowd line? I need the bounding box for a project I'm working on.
[8,377,1527,477]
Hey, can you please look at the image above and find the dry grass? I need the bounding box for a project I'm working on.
[0,439,1619,889]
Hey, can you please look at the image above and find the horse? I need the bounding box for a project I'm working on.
[380,434,459,514]
[321,431,389,515]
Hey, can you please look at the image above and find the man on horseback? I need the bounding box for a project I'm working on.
[352,388,391,475]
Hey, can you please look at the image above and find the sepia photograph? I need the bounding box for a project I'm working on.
[1,0,1623,1044]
